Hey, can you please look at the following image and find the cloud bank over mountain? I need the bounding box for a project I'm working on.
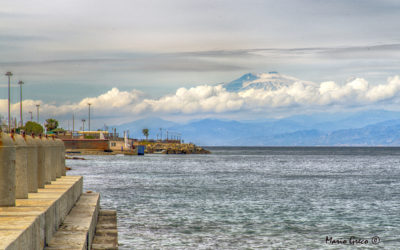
[3,72,400,128]
[134,74,400,115]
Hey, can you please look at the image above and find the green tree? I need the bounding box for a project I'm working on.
[24,121,44,135]
[142,128,149,140]
[52,127,66,133]
[45,118,59,131]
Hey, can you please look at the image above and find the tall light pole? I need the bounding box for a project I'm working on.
[88,103,91,132]
[29,111,33,121]
[36,104,40,123]
[18,81,24,127]
[5,72,12,132]
[82,119,86,132]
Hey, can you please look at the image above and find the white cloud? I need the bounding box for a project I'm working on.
[1,88,145,126]
[79,88,144,111]
[366,75,400,102]
[142,85,243,114]
[2,75,400,127]
[139,75,400,114]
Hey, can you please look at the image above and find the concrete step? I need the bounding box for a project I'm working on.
[45,192,100,250]
[92,210,118,250]
[0,176,83,250]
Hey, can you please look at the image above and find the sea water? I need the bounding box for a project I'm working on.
[67,147,400,249]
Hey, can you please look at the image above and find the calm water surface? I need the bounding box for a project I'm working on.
[67,147,400,249]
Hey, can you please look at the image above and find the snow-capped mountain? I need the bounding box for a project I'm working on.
[223,72,316,92]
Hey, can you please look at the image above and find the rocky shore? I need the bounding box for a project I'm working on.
[66,143,210,156]
[143,142,210,154]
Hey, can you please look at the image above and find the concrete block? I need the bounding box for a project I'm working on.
[0,216,41,250]
[36,136,46,187]
[45,192,100,250]
[0,132,16,206]
[92,209,118,250]
[48,138,57,181]
[25,135,38,193]
[44,231,87,249]
[91,243,118,250]
[13,134,29,199]
[1,175,83,249]
[98,210,116,217]
[0,230,23,250]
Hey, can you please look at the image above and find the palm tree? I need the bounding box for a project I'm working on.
[142,128,149,140]
[45,118,59,131]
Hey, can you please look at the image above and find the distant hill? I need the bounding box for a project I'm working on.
[111,71,400,145]
[113,110,400,146]
[114,117,178,139]
[232,120,400,146]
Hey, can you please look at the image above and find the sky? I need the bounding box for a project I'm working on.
[1,0,400,129]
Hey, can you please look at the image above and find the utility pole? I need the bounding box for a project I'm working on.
[88,103,91,132]
[5,72,12,132]
[29,111,33,121]
[72,114,75,133]
[36,104,40,123]
[160,128,162,141]
[18,81,24,127]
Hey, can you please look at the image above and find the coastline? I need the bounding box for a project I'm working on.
[66,142,211,156]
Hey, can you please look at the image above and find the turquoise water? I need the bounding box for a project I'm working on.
[67,147,400,249]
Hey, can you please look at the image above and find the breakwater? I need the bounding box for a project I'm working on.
[0,132,117,249]
[142,142,210,154]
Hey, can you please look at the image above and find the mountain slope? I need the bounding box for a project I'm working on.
[114,117,178,139]
[236,120,400,146]
[113,111,400,146]
[223,72,316,92]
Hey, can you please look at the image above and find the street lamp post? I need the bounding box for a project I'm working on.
[29,111,33,121]
[88,103,91,132]
[82,119,86,132]
[36,104,40,123]
[18,81,24,127]
[5,72,12,132]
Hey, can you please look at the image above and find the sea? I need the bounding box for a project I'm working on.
[67,147,400,249]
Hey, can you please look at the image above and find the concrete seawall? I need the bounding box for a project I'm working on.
[0,132,118,250]
[0,176,82,249]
